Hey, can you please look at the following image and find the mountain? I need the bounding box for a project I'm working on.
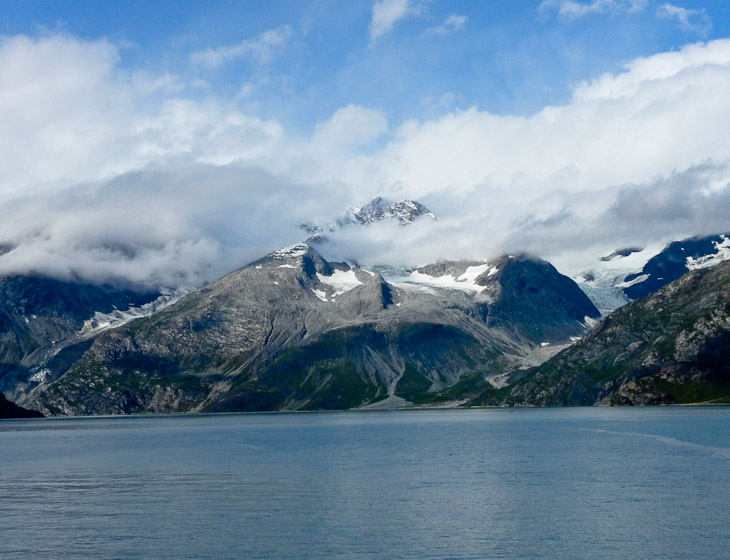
[0,275,163,403]
[575,233,730,314]
[477,260,730,406]
[22,244,599,415]
[622,234,730,300]
[343,197,437,226]
[304,197,436,234]
[0,391,43,418]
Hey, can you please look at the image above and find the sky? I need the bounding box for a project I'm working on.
[1,0,730,288]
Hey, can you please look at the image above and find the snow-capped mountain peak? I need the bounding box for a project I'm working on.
[343,197,436,226]
[304,197,436,234]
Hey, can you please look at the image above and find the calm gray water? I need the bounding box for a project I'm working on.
[2,407,730,559]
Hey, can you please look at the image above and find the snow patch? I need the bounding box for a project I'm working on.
[278,264,296,269]
[686,235,730,270]
[311,288,328,302]
[386,281,438,295]
[317,269,364,297]
[269,243,309,259]
[617,274,649,288]
[456,263,498,283]
[385,265,492,294]
[79,290,188,337]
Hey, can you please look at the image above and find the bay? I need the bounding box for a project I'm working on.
[2,407,730,559]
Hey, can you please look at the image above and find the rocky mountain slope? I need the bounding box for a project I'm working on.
[22,244,599,415]
[477,260,730,406]
[0,276,161,401]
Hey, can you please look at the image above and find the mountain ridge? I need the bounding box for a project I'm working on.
[476,259,730,407]
[5,198,730,415]
[21,244,599,415]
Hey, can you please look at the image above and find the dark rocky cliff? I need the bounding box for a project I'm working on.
[0,391,43,418]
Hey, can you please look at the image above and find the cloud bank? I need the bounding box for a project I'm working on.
[2,33,730,286]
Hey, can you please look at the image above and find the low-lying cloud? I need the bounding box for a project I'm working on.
[0,164,350,288]
[2,33,730,286]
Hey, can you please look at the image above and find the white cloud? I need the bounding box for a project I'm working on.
[352,39,730,199]
[0,34,129,198]
[571,39,730,101]
[3,33,730,287]
[539,0,647,19]
[425,14,467,36]
[190,25,292,68]
[0,34,288,201]
[370,0,427,41]
[314,39,730,270]
[657,3,712,36]
[312,104,388,151]
[0,34,341,288]
[0,165,350,288]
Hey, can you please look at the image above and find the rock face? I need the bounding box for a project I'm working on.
[0,275,159,402]
[479,260,730,406]
[22,245,599,415]
[0,391,43,418]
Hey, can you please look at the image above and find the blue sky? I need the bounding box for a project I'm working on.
[2,0,727,129]
[1,0,730,285]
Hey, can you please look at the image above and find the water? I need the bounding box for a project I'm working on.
[2,407,730,559]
